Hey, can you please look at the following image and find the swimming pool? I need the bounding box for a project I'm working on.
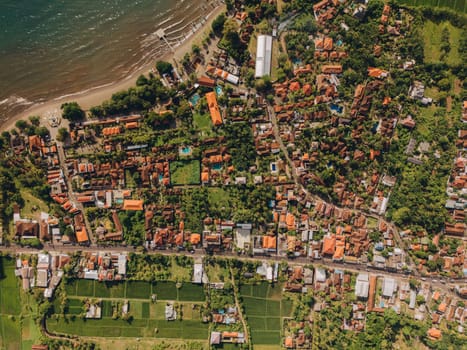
[215,85,223,96]
[212,163,222,170]
[189,93,200,107]
[180,146,192,155]
[330,103,343,114]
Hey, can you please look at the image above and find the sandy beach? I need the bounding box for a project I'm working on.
[0,3,225,133]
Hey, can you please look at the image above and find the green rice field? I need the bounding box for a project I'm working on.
[0,257,42,350]
[51,278,207,339]
[47,317,209,339]
[396,0,467,12]
[240,283,293,346]
[64,280,205,301]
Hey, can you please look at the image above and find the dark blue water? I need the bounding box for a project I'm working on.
[0,0,212,120]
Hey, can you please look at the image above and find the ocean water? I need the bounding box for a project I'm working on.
[0,0,212,121]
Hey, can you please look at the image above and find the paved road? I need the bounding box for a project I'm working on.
[1,244,461,297]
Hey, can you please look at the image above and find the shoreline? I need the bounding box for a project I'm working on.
[1,3,225,133]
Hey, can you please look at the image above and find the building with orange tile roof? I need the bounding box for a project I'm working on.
[262,235,277,250]
[289,81,300,92]
[28,135,42,153]
[190,233,201,245]
[427,328,442,340]
[333,245,344,260]
[321,65,342,74]
[102,126,121,136]
[322,235,336,255]
[368,275,377,311]
[197,75,216,88]
[76,227,89,243]
[437,302,447,314]
[324,37,333,51]
[286,213,296,230]
[303,84,313,96]
[201,171,210,184]
[122,199,144,210]
[368,67,389,79]
[125,121,139,129]
[284,336,294,348]
[206,92,222,126]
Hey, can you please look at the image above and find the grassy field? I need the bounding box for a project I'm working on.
[47,317,209,339]
[65,280,205,302]
[423,20,463,65]
[92,338,207,350]
[240,283,292,347]
[193,112,214,135]
[396,0,467,12]
[19,189,49,221]
[207,187,232,213]
[170,160,201,185]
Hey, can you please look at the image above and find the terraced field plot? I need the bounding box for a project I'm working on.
[240,283,293,346]
[65,280,204,301]
[53,279,207,339]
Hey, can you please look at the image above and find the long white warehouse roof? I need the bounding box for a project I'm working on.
[255,35,273,78]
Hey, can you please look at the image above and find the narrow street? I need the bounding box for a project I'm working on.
[229,266,249,347]
[267,103,418,273]
[56,144,94,243]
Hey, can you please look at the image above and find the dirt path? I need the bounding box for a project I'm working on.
[229,265,250,347]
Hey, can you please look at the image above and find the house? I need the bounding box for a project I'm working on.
[368,67,389,79]
[355,273,370,299]
[15,221,39,239]
[31,345,49,350]
[221,331,245,344]
[382,277,396,297]
[321,65,342,74]
[122,199,144,210]
[193,263,204,284]
[210,332,221,345]
[165,303,177,321]
[255,35,273,78]
[206,92,223,126]
[197,75,216,88]
[75,227,89,244]
[285,336,294,348]
[427,328,442,340]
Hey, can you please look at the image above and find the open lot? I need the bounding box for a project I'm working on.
[170,160,201,185]
[422,20,463,65]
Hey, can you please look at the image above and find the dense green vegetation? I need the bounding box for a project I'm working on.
[61,101,85,121]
